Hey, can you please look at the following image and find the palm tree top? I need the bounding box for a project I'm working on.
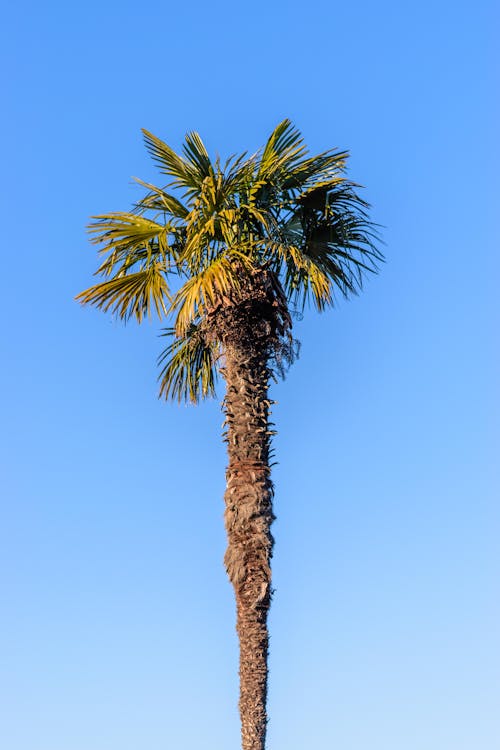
[77,119,383,402]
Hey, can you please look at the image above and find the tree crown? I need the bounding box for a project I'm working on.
[77,119,383,402]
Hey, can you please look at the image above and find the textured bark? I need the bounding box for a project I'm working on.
[204,267,292,750]
[222,339,274,750]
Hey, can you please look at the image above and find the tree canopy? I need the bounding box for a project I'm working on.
[77,119,382,402]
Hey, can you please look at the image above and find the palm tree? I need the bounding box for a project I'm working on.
[76,120,382,750]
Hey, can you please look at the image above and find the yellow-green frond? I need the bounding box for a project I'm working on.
[171,255,250,336]
[158,326,219,403]
[142,129,215,196]
[142,129,198,192]
[263,240,333,311]
[88,213,170,257]
[259,119,307,180]
[182,131,213,180]
[133,178,190,219]
[76,264,169,322]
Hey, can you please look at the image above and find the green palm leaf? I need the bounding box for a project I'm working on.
[76,264,169,322]
[142,129,212,195]
[182,131,214,179]
[88,212,171,262]
[281,151,348,192]
[158,326,219,403]
[171,254,252,335]
[258,119,307,180]
[133,178,190,219]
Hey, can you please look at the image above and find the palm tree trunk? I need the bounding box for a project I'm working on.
[222,339,275,750]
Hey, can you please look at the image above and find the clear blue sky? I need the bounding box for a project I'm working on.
[1,2,498,748]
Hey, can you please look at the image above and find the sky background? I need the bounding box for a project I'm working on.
[1,1,498,748]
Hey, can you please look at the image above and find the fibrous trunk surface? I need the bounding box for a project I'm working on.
[206,268,291,750]
[222,340,274,750]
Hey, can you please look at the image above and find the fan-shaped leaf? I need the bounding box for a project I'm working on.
[158,326,219,403]
[76,265,169,322]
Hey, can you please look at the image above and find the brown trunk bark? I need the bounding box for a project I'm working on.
[222,339,274,750]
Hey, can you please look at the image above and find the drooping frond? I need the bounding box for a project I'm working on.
[268,174,382,308]
[262,239,333,311]
[85,212,177,280]
[157,325,219,403]
[76,263,169,322]
[171,254,253,336]
[280,150,349,192]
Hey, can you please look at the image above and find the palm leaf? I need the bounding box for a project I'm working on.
[76,264,169,322]
[262,240,333,310]
[171,255,250,335]
[158,326,219,403]
[281,151,348,192]
[182,131,214,180]
[133,178,190,219]
[88,212,170,255]
[142,129,202,194]
[258,119,307,180]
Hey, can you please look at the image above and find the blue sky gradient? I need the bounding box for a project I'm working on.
[1,1,498,748]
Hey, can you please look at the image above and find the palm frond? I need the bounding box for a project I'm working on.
[142,129,202,194]
[133,178,190,219]
[76,264,169,322]
[281,151,348,192]
[262,240,333,310]
[182,131,214,180]
[258,119,307,180]
[171,255,252,335]
[88,212,170,255]
[158,326,219,403]
[285,178,383,299]
[295,177,346,211]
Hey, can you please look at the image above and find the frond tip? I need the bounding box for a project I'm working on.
[75,265,169,322]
